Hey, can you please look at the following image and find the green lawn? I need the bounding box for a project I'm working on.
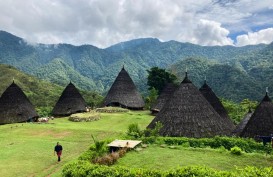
[0,111,153,177]
[1,110,273,177]
[115,145,273,171]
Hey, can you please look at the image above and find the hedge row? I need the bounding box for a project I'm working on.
[145,136,271,153]
[63,160,273,177]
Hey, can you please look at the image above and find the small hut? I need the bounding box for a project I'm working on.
[232,109,253,136]
[103,66,145,110]
[240,91,273,138]
[108,140,142,152]
[0,82,38,124]
[199,79,235,129]
[147,72,232,138]
[52,82,87,116]
[150,83,176,114]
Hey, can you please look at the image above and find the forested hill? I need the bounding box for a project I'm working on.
[0,30,272,102]
[0,64,103,108]
[0,64,63,107]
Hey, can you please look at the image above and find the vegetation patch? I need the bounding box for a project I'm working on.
[142,136,272,154]
[69,112,100,122]
[230,146,243,155]
[114,144,273,171]
[63,160,273,177]
[96,107,129,113]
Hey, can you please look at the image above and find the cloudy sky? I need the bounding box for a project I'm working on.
[1,0,273,48]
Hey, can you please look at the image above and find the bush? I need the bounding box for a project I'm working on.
[63,161,273,177]
[127,123,142,139]
[36,106,52,117]
[156,136,269,154]
[231,146,243,155]
[92,148,128,166]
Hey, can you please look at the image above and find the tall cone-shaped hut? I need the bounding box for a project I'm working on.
[0,81,38,124]
[103,66,145,110]
[232,109,253,136]
[147,72,232,138]
[52,82,87,116]
[150,83,176,114]
[199,79,235,129]
[240,91,273,138]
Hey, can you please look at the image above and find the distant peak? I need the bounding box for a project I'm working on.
[106,38,161,51]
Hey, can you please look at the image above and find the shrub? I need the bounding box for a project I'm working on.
[92,148,127,166]
[118,148,127,157]
[89,136,108,159]
[63,161,273,177]
[231,146,243,155]
[156,136,269,154]
[127,123,142,139]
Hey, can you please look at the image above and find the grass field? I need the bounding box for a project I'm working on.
[0,111,153,177]
[115,145,273,171]
[1,110,273,177]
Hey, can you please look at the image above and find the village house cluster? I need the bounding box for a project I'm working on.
[0,66,272,139]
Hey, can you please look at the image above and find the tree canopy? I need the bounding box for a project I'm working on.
[147,67,177,93]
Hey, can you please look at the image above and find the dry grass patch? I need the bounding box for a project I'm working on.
[69,111,100,122]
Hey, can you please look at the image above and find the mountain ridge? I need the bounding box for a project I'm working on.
[0,30,272,102]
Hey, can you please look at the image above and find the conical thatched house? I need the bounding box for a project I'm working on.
[103,67,145,110]
[150,83,176,114]
[147,72,232,138]
[199,80,235,129]
[240,92,273,138]
[52,82,87,116]
[0,82,38,124]
[232,109,253,136]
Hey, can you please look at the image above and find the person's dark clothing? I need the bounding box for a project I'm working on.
[54,145,63,161]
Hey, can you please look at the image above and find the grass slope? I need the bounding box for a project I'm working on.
[0,111,154,177]
[0,64,63,107]
[115,145,273,171]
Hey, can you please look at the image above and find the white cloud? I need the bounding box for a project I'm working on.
[0,0,272,47]
[236,28,273,46]
[177,19,234,46]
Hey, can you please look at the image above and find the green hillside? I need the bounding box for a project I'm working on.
[0,64,103,110]
[0,64,63,107]
[169,58,263,101]
[33,58,98,91]
[0,30,272,102]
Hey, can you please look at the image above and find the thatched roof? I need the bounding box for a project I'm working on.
[147,72,232,138]
[150,83,176,114]
[52,82,87,116]
[103,67,145,110]
[240,92,273,138]
[0,82,38,124]
[199,80,235,129]
[232,109,253,136]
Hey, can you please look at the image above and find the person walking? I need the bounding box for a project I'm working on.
[54,142,63,162]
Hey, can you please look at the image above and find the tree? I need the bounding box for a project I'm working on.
[145,87,158,109]
[221,98,258,124]
[147,67,177,93]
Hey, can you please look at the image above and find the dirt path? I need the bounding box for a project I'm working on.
[29,161,61,177]
[45,163,62,177]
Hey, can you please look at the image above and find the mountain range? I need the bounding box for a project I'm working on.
[0,30,272,102]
